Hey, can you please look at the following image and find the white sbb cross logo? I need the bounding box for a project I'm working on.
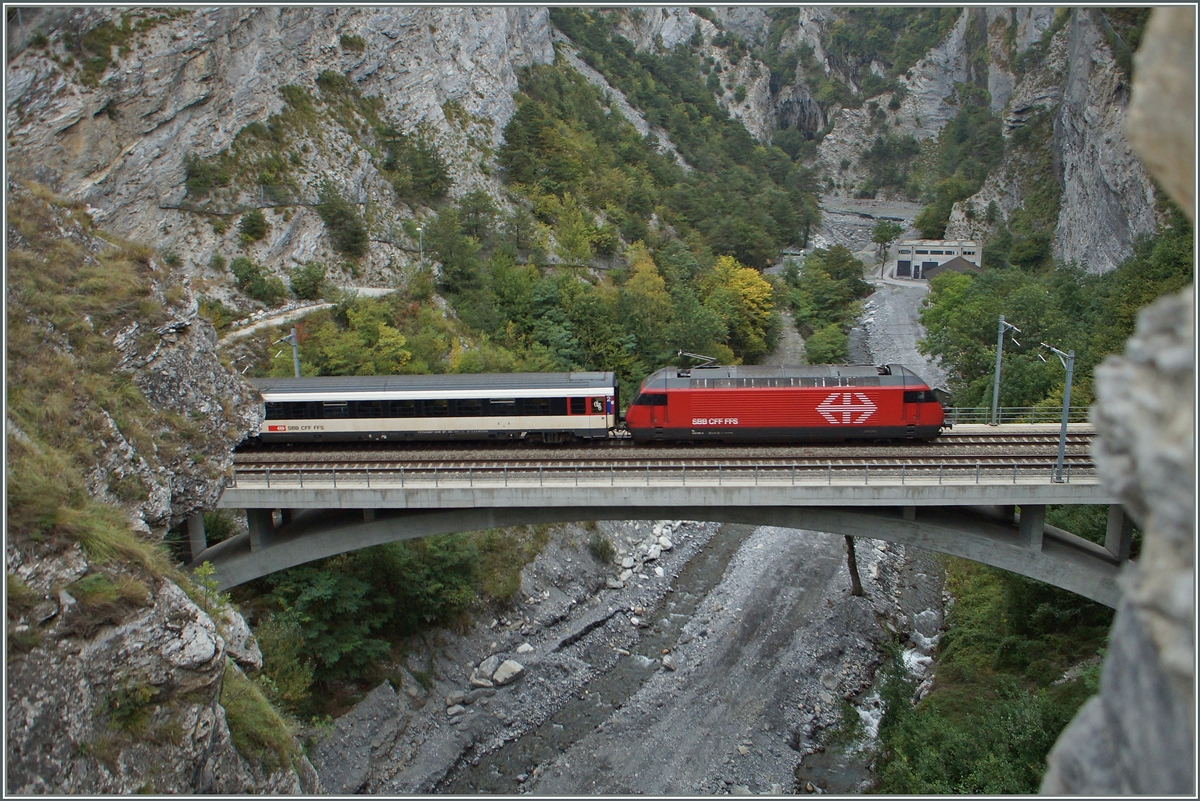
[817,392,876,424]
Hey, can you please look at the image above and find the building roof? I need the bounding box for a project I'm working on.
[923,256,984,279]
[898,238,979,246]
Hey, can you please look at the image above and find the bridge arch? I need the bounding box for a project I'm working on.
[193,503,1127,607]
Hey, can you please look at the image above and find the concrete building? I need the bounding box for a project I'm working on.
[896,239,980,278]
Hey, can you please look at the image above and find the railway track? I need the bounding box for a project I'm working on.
[233,428,1095,470]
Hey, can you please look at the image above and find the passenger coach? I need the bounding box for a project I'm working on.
[250,372,618,443]
[623,363,946,443]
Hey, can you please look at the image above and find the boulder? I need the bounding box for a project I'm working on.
[492,660,525,686]
[478,654,500,678]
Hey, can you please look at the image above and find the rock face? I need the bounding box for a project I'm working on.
[5,550,316,794]
[310,681,408,794]
[1041,8,1193,793]
[1050,9,1160,273]
[6,6,1158,293]
[5,187,305,793]
[5,7,554,286]
[940,8,1159,273]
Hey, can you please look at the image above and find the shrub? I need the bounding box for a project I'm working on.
[229,256,286,305]
[289,261,327,300]
[340,33,366,53]
[105,677,159,734]
[239,208,269,242]
[587,531,616,563]
[315,183,368,257]
[184,154,229,191]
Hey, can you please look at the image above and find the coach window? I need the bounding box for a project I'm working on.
[550,397,568,416]
[322,401,350,418]
[356,400,383,418]
[455,398,484,416]
[489,398,517,416]
[569,397,587,415]
[388,399,416,417]
[525,397,550,416]
[425,398,450,417]
[591,397,605,414]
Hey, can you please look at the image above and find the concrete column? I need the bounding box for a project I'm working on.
[187,513,207,562]
[280,508,294,526]
[1019,505,1045,552]
[247,508,275,552]
[1105,505,1134,562]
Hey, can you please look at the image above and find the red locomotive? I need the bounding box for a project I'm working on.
[623,363,947,443]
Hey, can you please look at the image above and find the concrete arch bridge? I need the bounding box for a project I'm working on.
[191,457,1133,607]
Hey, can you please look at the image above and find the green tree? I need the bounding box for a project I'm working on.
[427,208,483,294]
[253,614,314,710]
[239,208,269,242]
[458,188,498,240]
[316,182,368,257]
[872,219,905,276]
[288,261,327,300]
[704,255,776,363]
[804,322,849,363]
[554,194,595,266]
[619,242,675,362]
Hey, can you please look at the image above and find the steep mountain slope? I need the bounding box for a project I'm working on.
[5,184,314,793]
[6,6,1158,298]
[7,7,552,290]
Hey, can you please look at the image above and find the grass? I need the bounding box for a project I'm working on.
[221,660,299,773]
[5,184,226,581]
[473,525,553,606]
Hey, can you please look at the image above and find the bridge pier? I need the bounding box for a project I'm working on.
[247,508,276,551]
[1106,505,1134,561]
[1019,505,1045,552]
[187,513,207,562]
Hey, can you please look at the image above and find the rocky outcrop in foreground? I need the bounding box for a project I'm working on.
[5,186,313,793]
[1041,8,1194,793]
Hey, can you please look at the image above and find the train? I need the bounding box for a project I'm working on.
[247,363,946,444]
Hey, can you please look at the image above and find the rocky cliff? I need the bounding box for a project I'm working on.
[5,183,316,793]
[5,5,1158,298]
[6,6,553,300]
[1042,9,1193,791]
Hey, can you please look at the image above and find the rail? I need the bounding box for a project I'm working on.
[947,407,1090,425]
[226,460,1088,490]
